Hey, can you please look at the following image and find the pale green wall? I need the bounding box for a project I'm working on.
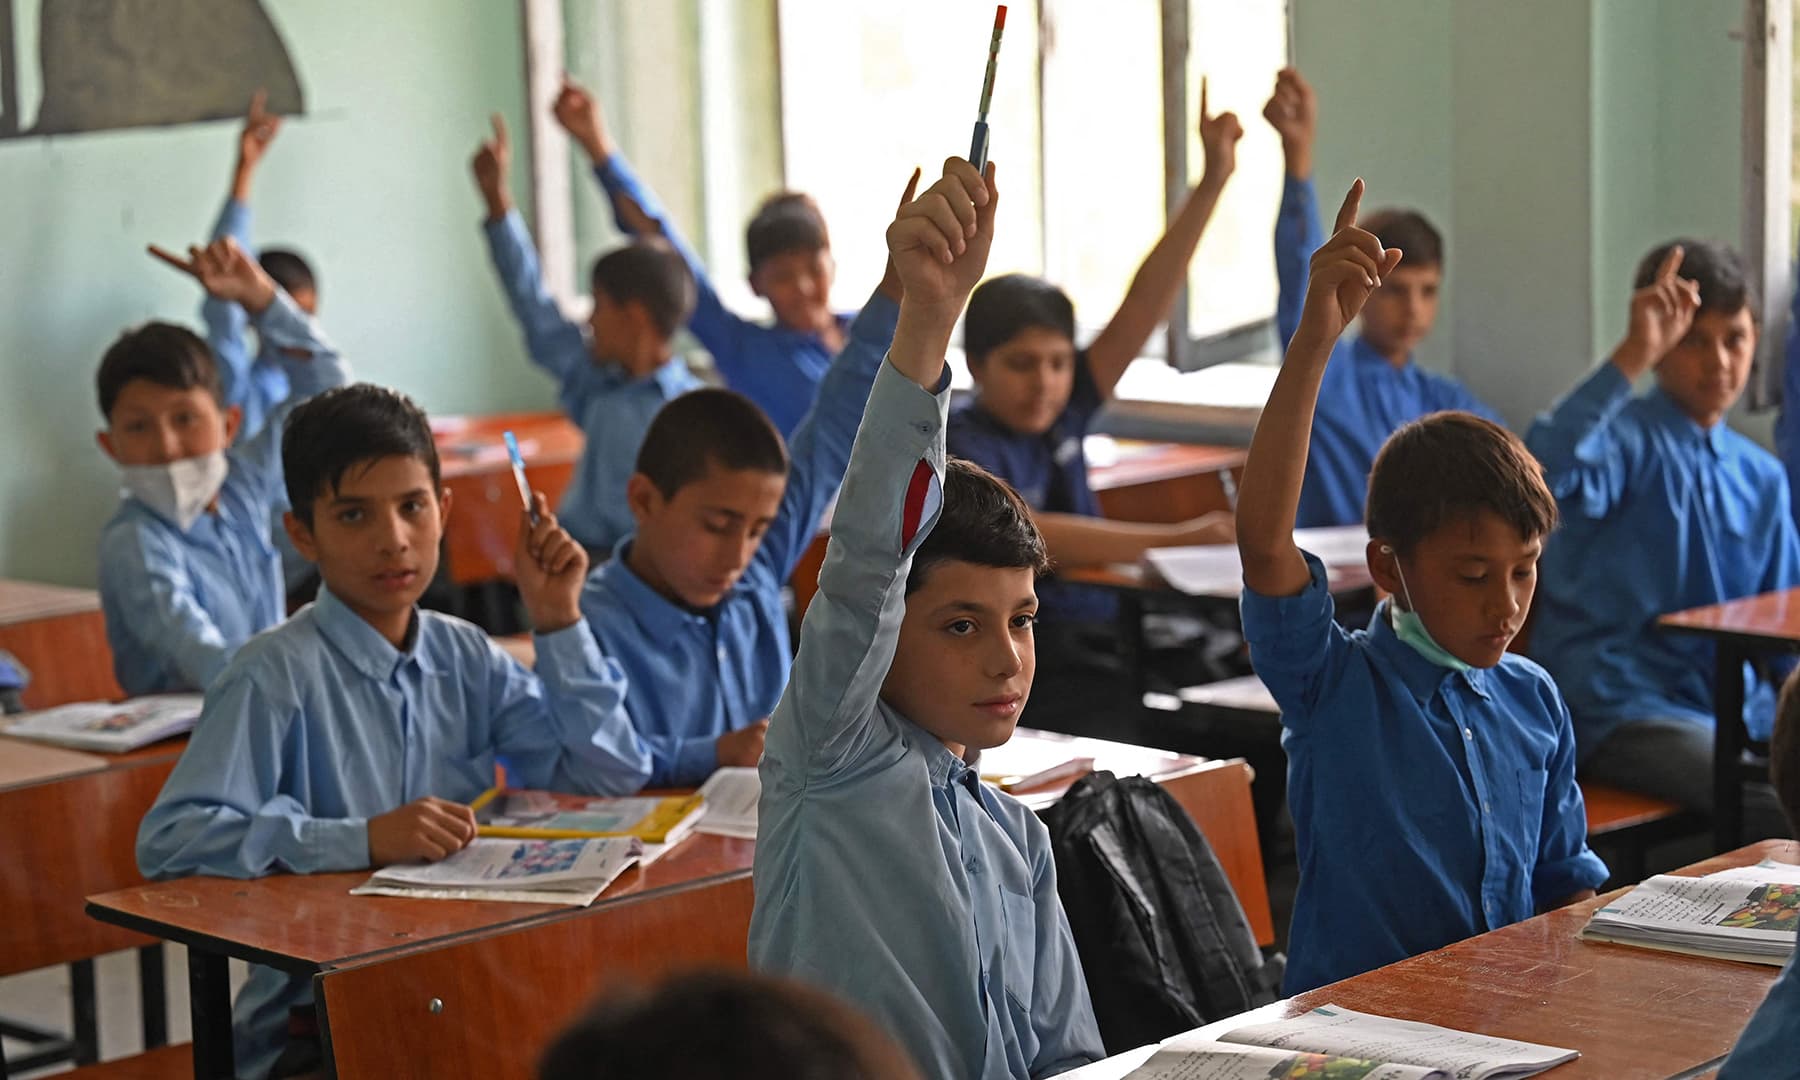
[0,1,545,585]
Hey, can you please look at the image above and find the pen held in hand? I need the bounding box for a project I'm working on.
[968,5,1007,172]
[504,430,540,525]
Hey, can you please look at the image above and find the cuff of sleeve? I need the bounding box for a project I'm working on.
[594,154,636,194]
[251,291,318,348]
[1283,174,1316,202]
[532,620,604,681]
[1535,849,1610,906]
[1239,552,1336,661]
[481,207,527,239]
[866,356,952,441]
[673,736,720,786]
[1574,357,1635,409]
[849,291,902,348]
[299,816,372,872]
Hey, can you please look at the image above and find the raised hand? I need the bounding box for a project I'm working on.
[884,157,997,311]
[551,77,611,163]
[1616,246,1701,379]
[367,796,478,866]
[1198,78,1244,188]
[1262,67,1317,177]
[513,492,588,633]
[471,113,513,218]
[148,236,278,314]
[1296,179,1402,345]
[875,167,924,300]
[237,89,281,172]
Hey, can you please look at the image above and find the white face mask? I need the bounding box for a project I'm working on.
[120,451,229,532]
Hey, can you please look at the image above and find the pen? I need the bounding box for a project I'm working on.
[503,430,539,525]
[969,6,1007,171]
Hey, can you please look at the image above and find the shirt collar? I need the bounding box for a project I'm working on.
[593,538,713,645]
[312,584,441,681]
[902,715,983,795]
[1366,598,1491,701]
[1350,335,1413,372]
[1644,387,1726,453]
[649,356,695,397]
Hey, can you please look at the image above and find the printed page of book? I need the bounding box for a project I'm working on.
[483,794,668,834]
[1586,874,1799,956]
[3,694,202,752]
[695,767,760,839]
[1209,1006,1578,1080]
[1125,1041,1442,1080]
[365,836,640,891]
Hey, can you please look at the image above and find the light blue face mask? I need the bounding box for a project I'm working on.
[1383,546,1472,673]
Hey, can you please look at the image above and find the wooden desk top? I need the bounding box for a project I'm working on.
[1088,442,1245,493]
[1660,586,1800,649]
[0,736,106,789]
[432,412,585,481]
[0,578,101,625]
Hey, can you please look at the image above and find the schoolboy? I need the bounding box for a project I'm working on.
[575,173,918,789]
[1717,669,1800,1077]
[1527,240,1800,838]
[551,77,863,437]
[1236,179,1607,994]
[472,112,703,554]
[751,158,1104,1079]
[138,382,650,1080]
[1265,67,1499,528]
[97,237,348,695]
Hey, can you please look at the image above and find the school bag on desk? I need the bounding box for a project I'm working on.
[1043,770,1283,1054]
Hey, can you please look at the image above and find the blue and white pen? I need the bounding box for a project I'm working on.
[968,6,1007,171]
[503,430,539,525]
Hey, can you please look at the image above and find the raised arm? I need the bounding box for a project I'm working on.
[1084,81,1241,398]
[1239,179,1399,597]
[205,90,284,428]
[1265,68,1323,349]
[100,527,236,694]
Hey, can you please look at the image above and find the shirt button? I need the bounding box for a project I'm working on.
[1482,801,1491,814]
[965,857,981,875]
[1463,728,1473,740]
[716,646,727,664]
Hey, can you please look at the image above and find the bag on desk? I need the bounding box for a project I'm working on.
[1044,770,1283,1054]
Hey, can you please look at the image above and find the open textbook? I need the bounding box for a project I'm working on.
[1581,859,1800,964]
[350,836,641,906]
[694,767,760,839]
[472,788,704,846]
[1,694,201,753]
[1145,526,1370,598]
[1124,1006,1577,1080]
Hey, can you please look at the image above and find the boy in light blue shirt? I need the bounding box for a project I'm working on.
[751,159,1103,1079]
[471,112,704,554]
[139,382,648,1080]
[97,237,348,695]
[1236,179,1606,993]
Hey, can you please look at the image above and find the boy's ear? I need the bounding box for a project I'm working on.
[222,403,244,447]
[626,472,662,526]
[96,429,118,463]
[284,511,319,562]
[437,487,454,528]
[1364,538,1405,608]
[746,267,767,300]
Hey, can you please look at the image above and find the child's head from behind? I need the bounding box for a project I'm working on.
[627,390,789,609]
[1365,412,1557,670]
[588,240,696,374]
[1635,239,1758,428]
[1774,668,1800,833]
[884,459,1049,755]
[259,249,317,315]
[747,191,835,335]
[538,970,922,1080]
[281,384,446,625]
[95,322,239,467]
[964,274,1079,437]
[1358,208,1443,362]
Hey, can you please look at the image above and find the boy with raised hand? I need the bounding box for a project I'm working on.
[751,157,1104,1079]
[1236,179,1607,994]
[97,237,348,695]
[139,383,649,1080]
[1527,242,1800,838]
[1265,68,1499,528]
[552,77,853,437]
[472,113,705,555]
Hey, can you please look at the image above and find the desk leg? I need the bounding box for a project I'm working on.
[187,947,234,1080]
[139,943,167,1049]
[1713,643,1747,854]
[70,958,98,1064]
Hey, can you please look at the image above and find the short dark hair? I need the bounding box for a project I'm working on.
[906,458,1050,594]
[746,191,829,271]
[635,389,788,498]
[1633,239,1756,317]
[95,322,221,419]
[1774,668,1800,833]
[282,383,440,526]
[1362,208,1443,270]
[591,240,697,338]
[1366,411,1557,555]
[538,971,922,1080]
[259,248,316,297]
[964,274,1077,365]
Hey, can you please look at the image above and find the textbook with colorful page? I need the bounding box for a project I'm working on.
[470,787,705,846]
[1580,859,1800,964]
[0,694,202,753]
[351,836,642,906]
[693,767,760,839]
[1121,1006,1577,1080]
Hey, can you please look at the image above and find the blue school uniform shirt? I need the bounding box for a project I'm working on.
[98,293,347,695]
[1275,176,1500,528]
[577,291,900,787]
[205,197,291,438]
[136,585,648,1080]
[1719,952,1800,1079]
[1776,255,1800,535]
[1527,361,1800,752]
[751,358,1104,1079]
[1242,553,1607,994]
[482,208,703,551]
[591,152,852,437]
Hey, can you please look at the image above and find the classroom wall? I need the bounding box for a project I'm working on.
[0,1,548,586]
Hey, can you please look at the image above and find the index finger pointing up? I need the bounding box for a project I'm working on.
[1334,178,1365,234]
[1657,244,1686,284]
[490,113,508,147]
[1201,76,1210,121]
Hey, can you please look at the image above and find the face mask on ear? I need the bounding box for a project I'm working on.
[120,451,229,532]
[1382,544,1471,674]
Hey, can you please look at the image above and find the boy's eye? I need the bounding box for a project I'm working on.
[748,522,771,541]
[401,499,426,515]
[946,619,977,636]
[336,508,364,525]
[1512,566,1536,581]
[1458,573,1486,585]
[1011,613,1038,629]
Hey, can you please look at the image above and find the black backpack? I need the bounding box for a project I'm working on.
[1043,770,1284,1053]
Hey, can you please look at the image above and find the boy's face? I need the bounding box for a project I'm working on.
[284,455,449,627]
[882,561,1038,756]
[98,379,240,467]
[1368,508,1540,670]
[1358,263,1441,362]
[291,287,319,316]
[1656,306,1756,429]
[750,247,835,334]
[969,327,1079,437]
[625,460,787,609]
[587,290,638,365]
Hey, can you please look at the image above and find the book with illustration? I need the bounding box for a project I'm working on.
[351,836,642,906]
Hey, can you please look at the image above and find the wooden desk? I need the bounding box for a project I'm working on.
[433,412,585,586]
[1660,587,1800,851]
[1064,840,1799,1079]
[0,579,124,709]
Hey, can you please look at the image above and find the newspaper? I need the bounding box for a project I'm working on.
[1125,1006,1577,1080]
[1582,862,1800,964]
[1144,526,1370,597]
[694,767,760,840]
[1,694,201,753]
[351,836,641,906]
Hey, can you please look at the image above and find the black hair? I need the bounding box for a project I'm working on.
[591,239,697,338]
[1362,208,1443,270]
[1366,411,1558,556]
[95,322,221,419]
[281,383,440,526]
[746,191,830,272]
[635,389,788,498]
[259,248,316,297]
[1633,238,1757,317]
[963,274,1077,365]
[906,458,1050,594]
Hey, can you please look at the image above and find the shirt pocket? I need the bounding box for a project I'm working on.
[999,887,1039,1013]
[1516,765,1549,849]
